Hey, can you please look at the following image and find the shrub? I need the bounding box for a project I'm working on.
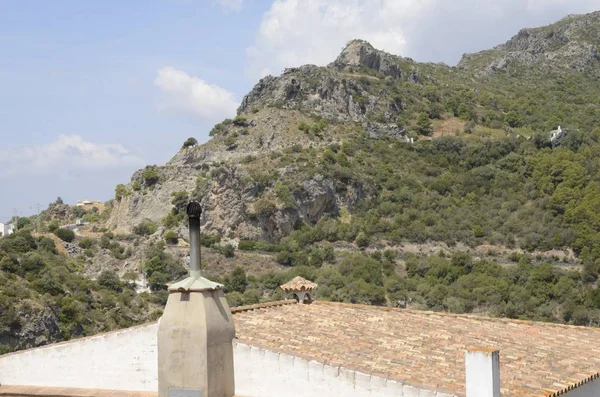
[115,184,128,200]
[225,291,244,307]
[142,166,160,186]
[242,289,262,305]
[219,244,235,258]
[238,240,257,251]
[55,228,75,243]
[133,220,158,236]
[254,199,277,217]
[97,270,122,292]
[232,115,248,126]
[182,137,198,148]
[209,119,233,136]
[164,231,178,245]
[298,122,310,132]
[132,180,142,191]
[78,238,94,249]
[171,191,189,210]
[225,267,247,293]
[354,232,370,248]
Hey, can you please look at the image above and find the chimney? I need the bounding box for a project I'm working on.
[158,201,236,397]
[465,349,500,397]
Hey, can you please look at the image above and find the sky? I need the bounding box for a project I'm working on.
[1,0,599,220]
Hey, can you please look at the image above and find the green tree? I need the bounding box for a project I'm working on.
[54,228,75,243]
[225,267,248,293]
[182,137,198,148]
[415,112,433,136]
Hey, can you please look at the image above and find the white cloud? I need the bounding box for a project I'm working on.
[217,0,243,12]
[247,0,600,78]
[0,135,144,178]
[154,67,238,123]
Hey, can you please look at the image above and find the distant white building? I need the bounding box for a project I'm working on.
[76,199,101,207]
[0,222,15,237]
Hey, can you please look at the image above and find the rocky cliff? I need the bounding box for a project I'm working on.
[108,11,600,247]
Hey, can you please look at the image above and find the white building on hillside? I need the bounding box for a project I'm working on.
[76,199,101,207]
[0,222,15,237]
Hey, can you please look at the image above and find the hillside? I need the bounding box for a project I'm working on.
[4,11,600,353]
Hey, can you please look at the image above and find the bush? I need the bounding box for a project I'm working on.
[97,270,122,292]
[219,244,235,258]
[254,199,277,217]
[133,220,158,236]
[225,291,244,307]
[164,231,178,245]
[54,228,75,243]
[232,115,248,126]
[78,238,94,249]
[242,289,262,305]
[115,184,128,200]
[142,166,160,186]
[182,137,198,148]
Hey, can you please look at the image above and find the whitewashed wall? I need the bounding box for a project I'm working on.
[0,323,452,397]
[0,323,159,391]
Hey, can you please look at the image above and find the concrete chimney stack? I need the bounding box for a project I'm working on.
[465,348,500,397]
[158,201,236,397]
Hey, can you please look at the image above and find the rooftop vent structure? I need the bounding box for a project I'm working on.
[158,201,235,397]
[280,276,318,304]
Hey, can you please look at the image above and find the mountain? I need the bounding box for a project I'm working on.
[459,12,600,74]
[5,11,600,353]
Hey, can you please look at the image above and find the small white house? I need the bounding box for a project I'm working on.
[0,222,15,237]
[76,199,101,207]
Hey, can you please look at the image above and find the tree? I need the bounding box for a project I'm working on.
[133,219,158,236]
[164,231,178,245]
[142,166,160,186]
[97,270,122,292]
[54,228,75,243]
[243,289,262,305]
[505,110,523,128]
[115,184,128,200]
[225,267,247,293]
[182,137,198,148]
[416,112,433,136]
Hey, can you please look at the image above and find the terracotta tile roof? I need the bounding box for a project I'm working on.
[233,301,600,396]
[279,276,317,291]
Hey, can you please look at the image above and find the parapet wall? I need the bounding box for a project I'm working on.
[0,320,451,397]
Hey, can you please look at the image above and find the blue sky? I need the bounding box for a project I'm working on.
[1,0,599,220]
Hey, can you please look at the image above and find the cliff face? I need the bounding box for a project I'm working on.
[458,12,600,74]
[108,11,600,244]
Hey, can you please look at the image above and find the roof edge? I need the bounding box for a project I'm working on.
[314,301,600,330]
[542,372,600,397]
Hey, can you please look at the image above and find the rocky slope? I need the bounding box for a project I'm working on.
[459,12,600,74]
[108,10,600,255]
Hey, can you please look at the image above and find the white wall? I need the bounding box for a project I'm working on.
[563,378,600,397]
[0,323,159,391]
[0,323,454,397]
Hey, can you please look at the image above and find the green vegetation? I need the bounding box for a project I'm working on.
[0,228,161,352]
[142,242,187,292]
[54,228,75,243]
[133,219,158,236]
[164,230,178,245]
[115,184,129,200]
[182,137,198,148]
[142,166,160,187]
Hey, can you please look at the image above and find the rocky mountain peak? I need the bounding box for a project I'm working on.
[458,11,600,74]
[328,39,405,78]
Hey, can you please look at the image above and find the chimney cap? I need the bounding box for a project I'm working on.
[187,201,202,217]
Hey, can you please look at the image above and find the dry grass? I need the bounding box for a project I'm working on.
[33,233,69,255]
